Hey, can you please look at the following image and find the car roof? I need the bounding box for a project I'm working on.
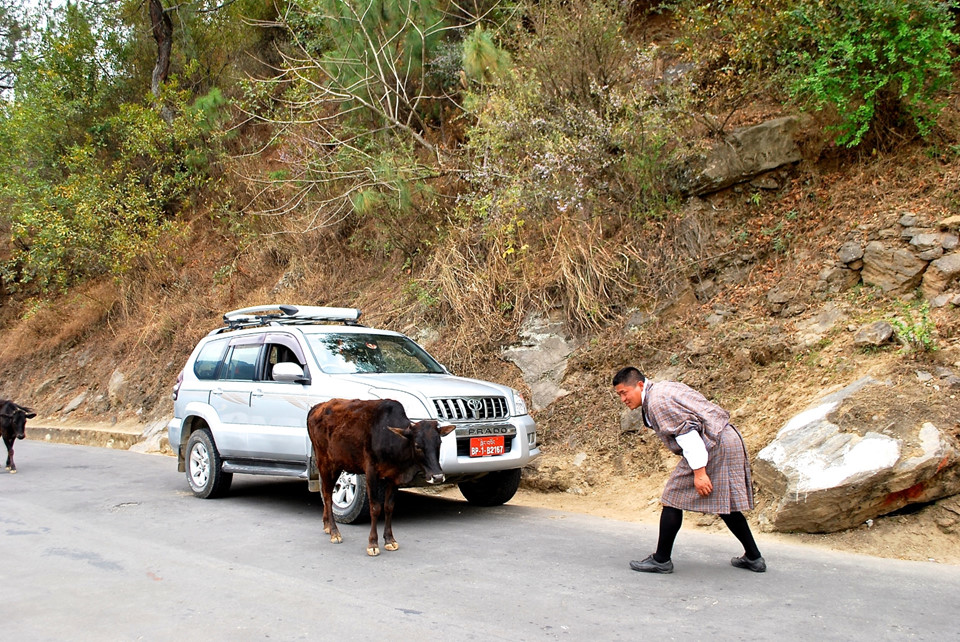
[204,321,405,340]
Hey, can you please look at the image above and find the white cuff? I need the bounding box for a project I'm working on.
[676,430,708,469]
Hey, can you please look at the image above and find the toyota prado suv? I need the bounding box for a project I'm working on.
[167,304,540,522]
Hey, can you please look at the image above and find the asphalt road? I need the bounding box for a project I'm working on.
[3,441,959,641]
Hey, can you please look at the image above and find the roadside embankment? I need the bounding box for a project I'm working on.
[24,418,171,454]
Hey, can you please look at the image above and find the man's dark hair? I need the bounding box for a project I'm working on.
[612,367,645,387]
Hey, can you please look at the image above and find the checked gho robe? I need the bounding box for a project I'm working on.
[641,380,754,514]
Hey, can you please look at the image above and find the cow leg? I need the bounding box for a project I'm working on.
[319,467,342,544]
[366,470,382,556]
[382,482,399,552]
[3,436,14,473]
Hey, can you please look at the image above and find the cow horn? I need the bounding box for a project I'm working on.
[387,426,411,439]
[438,422,456,437]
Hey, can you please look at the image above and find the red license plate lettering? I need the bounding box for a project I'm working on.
[469,435,505,457]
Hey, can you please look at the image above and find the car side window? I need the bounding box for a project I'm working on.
[221,344,261,381]
[194,338,229,380]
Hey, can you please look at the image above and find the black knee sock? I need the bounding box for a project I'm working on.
[720,511,761,560]
[654,506,683,562]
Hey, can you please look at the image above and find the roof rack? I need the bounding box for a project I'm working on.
[217,304,363,332]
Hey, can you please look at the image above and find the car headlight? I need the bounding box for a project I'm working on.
[512,389,528,416]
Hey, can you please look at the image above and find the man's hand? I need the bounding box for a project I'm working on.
[693,468,713,496]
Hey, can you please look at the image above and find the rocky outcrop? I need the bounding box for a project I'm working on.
[107,369,127,408]
[860,241,928,294]
[502,314,580,410]
[671,116,802,196]
[852,321,895,348]
[922,252,960,298]
[825,213,960,302]
[755,377,960,533]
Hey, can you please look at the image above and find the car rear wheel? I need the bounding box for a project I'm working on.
[186,429,233,499]
[331,471,370,524]
[458,468,522,506]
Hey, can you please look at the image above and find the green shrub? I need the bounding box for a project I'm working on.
[785,0,959,147]
[4,91,212,290]
[674,0,959,147]
[0,2,226,292]
[890,300,938,353]
[521,0,638,111]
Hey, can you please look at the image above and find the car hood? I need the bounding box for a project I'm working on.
[336,373,512,399]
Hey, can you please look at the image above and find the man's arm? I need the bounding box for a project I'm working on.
[676,430,713,496]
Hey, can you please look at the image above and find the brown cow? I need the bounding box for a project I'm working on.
[306,398,454,556]
[2,400,37,474]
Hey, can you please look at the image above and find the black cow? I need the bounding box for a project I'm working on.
[2,400,37,474]
[306,398,454,556]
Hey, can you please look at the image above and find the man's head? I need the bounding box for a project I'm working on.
[612,367,646,410]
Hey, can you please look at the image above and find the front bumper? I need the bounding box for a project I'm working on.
[437,414,540,474]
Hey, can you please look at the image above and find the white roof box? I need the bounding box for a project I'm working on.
[222,304,362,325]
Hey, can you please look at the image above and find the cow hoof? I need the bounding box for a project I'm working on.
[367,547,380,557]
[9,469,16,474]
[323,525,331,534]
[330,534,342,544]
[384,542,399,552]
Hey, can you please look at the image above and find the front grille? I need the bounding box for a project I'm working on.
[457,436,515,457]
[433,396,508,421]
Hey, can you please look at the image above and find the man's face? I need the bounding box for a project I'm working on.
[614,381,644,410]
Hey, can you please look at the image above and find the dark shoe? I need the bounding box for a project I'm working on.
[630,554,674,574]
[731,554,766,573]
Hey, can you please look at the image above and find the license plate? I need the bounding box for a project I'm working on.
[469,435,505,457]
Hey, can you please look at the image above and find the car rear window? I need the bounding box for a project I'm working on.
[193,338,228,380]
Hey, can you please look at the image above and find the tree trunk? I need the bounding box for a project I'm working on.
[149,0,172,97]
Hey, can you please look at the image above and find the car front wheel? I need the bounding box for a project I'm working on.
[186,429,233,499]
[458,468,522,506]
[331,471,370,524]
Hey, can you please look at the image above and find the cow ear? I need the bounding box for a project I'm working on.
[387,426,412,440]
[438,423,456,437]
[26,412,37,419]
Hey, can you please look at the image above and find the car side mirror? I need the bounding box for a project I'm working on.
[272,362,310,384]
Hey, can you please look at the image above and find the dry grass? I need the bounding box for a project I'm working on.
[0,281,119,364]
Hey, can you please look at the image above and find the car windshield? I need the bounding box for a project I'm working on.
[305,333,445,374]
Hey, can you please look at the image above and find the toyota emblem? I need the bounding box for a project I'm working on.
[467,398,482,417]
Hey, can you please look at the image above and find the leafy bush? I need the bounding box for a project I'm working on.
[462,0,683,230]
[0,3,221,291]
[675,0,960,147]
[3,90,215,291]
[890,300,938,353]
[786,0,959,147]
[674,0,794,77]
[521,0,639,111]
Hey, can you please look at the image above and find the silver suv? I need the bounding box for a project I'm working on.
[167,304,539,522]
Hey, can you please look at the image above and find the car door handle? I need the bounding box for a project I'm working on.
[252,390,264,398]
[212,388,224,396]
